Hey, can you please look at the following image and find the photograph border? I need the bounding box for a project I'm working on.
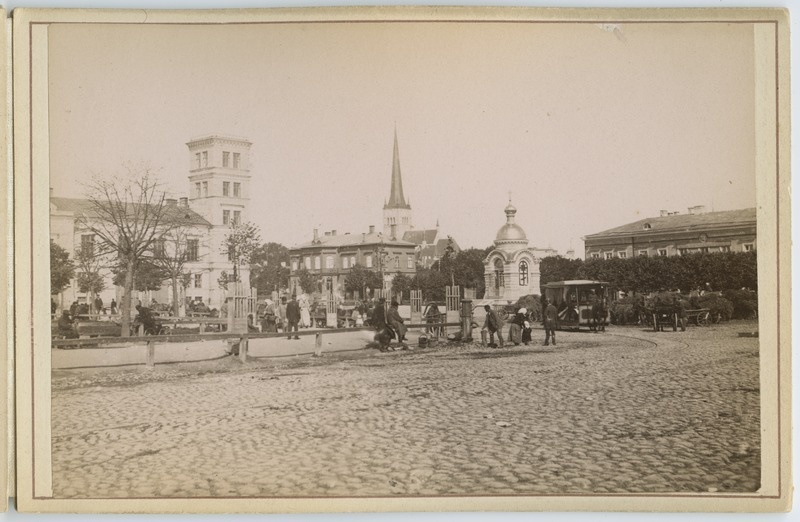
[13,6,792,514]
[1,7,8,512]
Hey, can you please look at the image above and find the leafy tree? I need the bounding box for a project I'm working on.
[50,239,75,295]
[539,256,583,285]
[343,264,382,297]
[81,167,184,336]
[451,248,489,297]
[221,222,262,285]
[113,259,166,292]
[391,272,412,303]
[294,267,320,295]
[410,267,450,301]
[250,242,291,296]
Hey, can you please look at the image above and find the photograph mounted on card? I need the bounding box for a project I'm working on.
[12,6,791,514]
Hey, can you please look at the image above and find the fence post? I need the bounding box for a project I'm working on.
[146,340,155,368]
[446,286,460,334]
[239,335,248,363]
[315,332,323,357]
[460,299,473,342]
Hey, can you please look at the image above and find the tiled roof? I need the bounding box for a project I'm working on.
[292,232,415,250]
[584,208,756,239]
[50,197,213,227]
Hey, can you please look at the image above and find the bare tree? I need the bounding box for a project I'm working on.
[81,167,185,336]
[152,228,200,317]
[74,244,106,315]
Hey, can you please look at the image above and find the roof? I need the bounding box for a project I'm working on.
[584,208,756,239]
[291,231,415,250]
[50,196,212,227]
[402,229,438,245]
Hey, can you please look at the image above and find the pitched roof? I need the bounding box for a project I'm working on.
[50,196,212,227]
[402,229,438,245]
[584,208,756,239]
[291,231,415,250]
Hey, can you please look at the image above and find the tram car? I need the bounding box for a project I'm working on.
[541,280,611,331]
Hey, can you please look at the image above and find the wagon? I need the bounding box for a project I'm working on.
[685,308,712,327]
[651,305,678,332]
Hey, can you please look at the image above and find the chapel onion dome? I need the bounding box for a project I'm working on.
[494,199,529,251]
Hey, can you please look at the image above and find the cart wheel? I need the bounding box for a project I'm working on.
[697,312,709,327]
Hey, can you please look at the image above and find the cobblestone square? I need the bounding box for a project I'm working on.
[51,321,760,498]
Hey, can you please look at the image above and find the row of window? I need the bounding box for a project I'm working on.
[222,210,241,226]
[194,151,240,169]
[194,181,242,198]
[80,234,201,262]
[385,216,410,225]
[291,253,415,272]
[590,244,751,259]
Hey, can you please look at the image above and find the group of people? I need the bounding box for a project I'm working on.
[482,300,561,348]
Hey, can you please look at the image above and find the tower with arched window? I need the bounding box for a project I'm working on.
[483,200,558,301]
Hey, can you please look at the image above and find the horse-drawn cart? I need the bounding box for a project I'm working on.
[685,308,711,327]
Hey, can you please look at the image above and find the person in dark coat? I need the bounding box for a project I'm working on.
[94,296,104,315]
[57,310,78,339]
[543,299,558,346]
[69,301,79,318]
[388,301,407,344]
[372,298,394,351]
[110,299,117,315]
[51,299,57,317]
[483,304,504,348]
[285,295,301,340]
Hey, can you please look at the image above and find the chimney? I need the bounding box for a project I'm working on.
[179,197,189,208]
[166,198,177,207]
[688,205,707,215]
[369,225,375,234]
[390,223,397,240]
[659,209,669,217]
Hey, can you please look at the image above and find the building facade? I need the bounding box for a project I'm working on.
[49,133,251,312]
[483,201,558,302]
[582,206,757,259]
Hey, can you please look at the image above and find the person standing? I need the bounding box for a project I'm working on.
[482,304,504,348]
[509,308,526,345]
[372,297,393,351]
[543,299,558,346]
[298,293,311,328]
[276,296,287,332]
[388,300,408,345]
[285,295,301,340]
[110,298,117,315]
[94,296,104,315]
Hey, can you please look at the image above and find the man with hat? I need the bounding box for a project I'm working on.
[285,294,301,340]
[482,304,504,348]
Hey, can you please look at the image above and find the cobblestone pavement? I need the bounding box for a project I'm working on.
[51,321,760,498]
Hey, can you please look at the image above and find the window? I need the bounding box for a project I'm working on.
[326,256,334,269]
[591,253,600,259]
[202,181,208,197]
[195,182,201,197]
[638,250,648,257]
[187,239,199,261]
[194,273,202,288]
[291,259,298,271]
[718,246,731,253]
[222,151,230,167]
[350,255,356,267]
[494,258,504,289]
[365,255,373,268]
[519,260,529,286]
[342,257,349,269]
[643,223,652,230]
[743,243,754,252]
[407,256,414,269]
[233,153,241,169]
[223,182,230,196]
[233,182,241,197]
[658,249,668,256]
[222,210,230,225]
[304,257,311,269]
[605,252,613,259]
[314,256,321,270]
[202,151,208,167]
[195,153,201,169]
[394,256,400,269]
[153,239,165,257]
[618,252,627,259]
[233,211,241,225]
[81,234,95,256]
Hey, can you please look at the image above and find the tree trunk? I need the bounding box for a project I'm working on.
[120,258,135,337]
[171,274,180,317]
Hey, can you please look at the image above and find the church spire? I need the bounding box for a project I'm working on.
[385,127,410,209]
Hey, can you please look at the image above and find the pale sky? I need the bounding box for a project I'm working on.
[48,21,756,255]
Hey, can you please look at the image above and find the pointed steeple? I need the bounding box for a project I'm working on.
[385,128,410,209]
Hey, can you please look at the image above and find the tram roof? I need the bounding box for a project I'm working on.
[542,280,608,288]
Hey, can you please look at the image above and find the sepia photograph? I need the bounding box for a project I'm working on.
[12,6,791,514]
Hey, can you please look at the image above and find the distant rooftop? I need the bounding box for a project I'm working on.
[584,207,756,239]
[50,196,213,227]
[291,231,415,250]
